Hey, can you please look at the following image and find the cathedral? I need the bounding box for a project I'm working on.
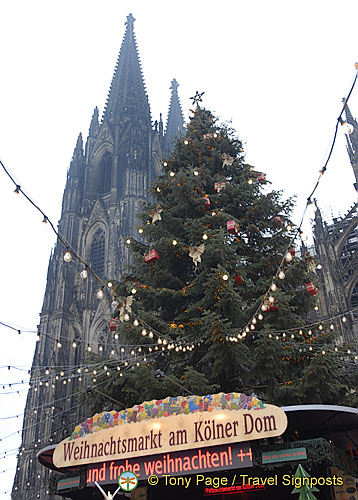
[11,14,358,500]
[313,104,358,341]
[12,13,184,499]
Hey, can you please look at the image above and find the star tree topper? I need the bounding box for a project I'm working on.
[190,91,205,106]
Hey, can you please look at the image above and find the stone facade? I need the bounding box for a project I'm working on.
[12,14,184,499]
[313,104,358,341]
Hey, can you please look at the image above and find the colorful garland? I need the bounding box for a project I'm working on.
[69,392,265,440]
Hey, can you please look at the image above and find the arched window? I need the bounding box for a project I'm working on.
[99,152,113,194]
[90,229,105,277]
[351,283,358,308]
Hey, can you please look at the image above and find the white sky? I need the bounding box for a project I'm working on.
[0,1,357,497]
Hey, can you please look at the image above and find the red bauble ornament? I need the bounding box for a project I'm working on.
[306,282,318,296]
[109,319,118,331]
[144,249,159,263]
[203,196,210,209]
[227,220,239,234]
[289,247,295,257]
[234,274,243,285]
[214,182,226,192]
[274,216,282,225]
[257,173,265,182]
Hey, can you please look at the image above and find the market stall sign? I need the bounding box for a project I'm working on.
[53,405,287,468]
[57,476,80,491]
[261,447,307,464]
[86,442,253,484]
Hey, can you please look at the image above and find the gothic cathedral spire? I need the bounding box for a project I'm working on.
[102,13,150,127]
[343,102,358,191]
[164,78,185,155]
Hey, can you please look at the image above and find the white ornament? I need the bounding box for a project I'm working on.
[189,244,205,267]
[148,204,163,224]
[118,296,133,322]
[221,153,234,168]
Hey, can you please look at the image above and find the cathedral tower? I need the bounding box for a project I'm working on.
[12,14,184,499]
[312,104,358,341]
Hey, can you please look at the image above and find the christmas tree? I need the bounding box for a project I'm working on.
[291,464,319,500]
[84,106,350,412]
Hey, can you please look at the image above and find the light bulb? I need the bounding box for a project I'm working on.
[203,234,208,240]
[194,170,199,176]
[248,179,253,185]
[72,340,77,348]
[341,121,354,134]
[163,162,168,167]
[141,328,147,336]
[330,324,334,330]
[45,368,49,375]
[133,319,139,327]
[278,271,285,280]
[270,283,277,291]
[131,288,137,294]
[87,344,92,352]
[57,340,62,348]
[126,238,131,244]
[211,211,216,216]
[156,187,161,192]
[317,264,322,270]
[258,313,263,320]
[223,274,229,281]
[252,318,257,324]
[318,324,323,330]
[107,281,113,288]
[97,288,104,299]
[261,304,267,311]
[184,140,189,145]
[285,252,293,262]
[169,171,175,177]
[99,345,103,352]
[63,251,72,262]
[149,331,154,338]
[124,313,130,321]
[268,295,275,303]
[250,324,255,330]
[80,268,88,279]
[342,316,347,323]
[172,239,178,246]
[314,305,319,311]
[158,338,163,344]
[138,228,144,234]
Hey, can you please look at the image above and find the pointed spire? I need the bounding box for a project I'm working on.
[89,107,99,137]
[344,101,357,127]
[102,13,151,126]
[164,79,185,154]
[343,101,358,191]
[72,133,83,161]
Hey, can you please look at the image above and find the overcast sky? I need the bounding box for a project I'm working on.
[0,1,358,496]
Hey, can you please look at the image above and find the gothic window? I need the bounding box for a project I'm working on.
[99,152,113,194]
[90,229,105,277]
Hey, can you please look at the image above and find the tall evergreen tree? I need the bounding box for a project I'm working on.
[85,106,352,411]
